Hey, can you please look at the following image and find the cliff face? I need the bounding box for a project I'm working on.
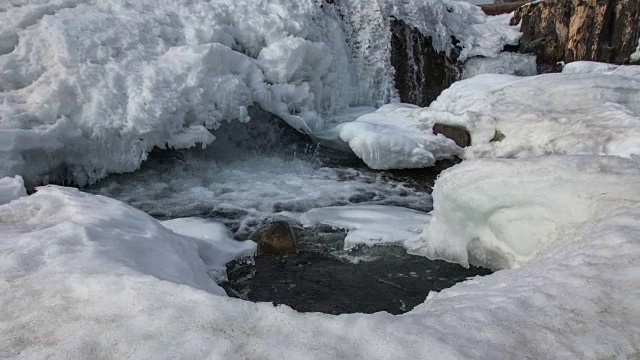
[389,19,460,107]
[512,0,640,70]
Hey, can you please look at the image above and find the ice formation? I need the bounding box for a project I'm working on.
[462,52,537,79]
[631,38,640,62]
[0,0,519,185]
[300,204,430,249]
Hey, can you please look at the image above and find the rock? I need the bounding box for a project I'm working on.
[432,123,471,148]
[252,221,298,256]
[490,129,506,142]
[511,0,640,71]
[390,19,461,107]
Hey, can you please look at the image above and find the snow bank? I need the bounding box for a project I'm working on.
[562,61,640,78]
[462,52,537,79]
[332,104,462,169]
[414,156,640,269]
[422,71,640,159]
[0,175,27,205]
[2,176,639,358]
[300,204,429,249]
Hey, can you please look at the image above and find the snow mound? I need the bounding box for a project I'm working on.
[2,175,639,358]
[300,204,429,249]
[0,175,26,205]
[462,52,537,79]
[0,186,256,297]
[562,61,640,78]
[413,156,640,269]
[422,71,640,159]
[333,104,462,169]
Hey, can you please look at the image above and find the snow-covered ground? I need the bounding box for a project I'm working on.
[2,156,639,358]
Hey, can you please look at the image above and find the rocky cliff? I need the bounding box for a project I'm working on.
[512,0,640,71]
[389,19,460,107]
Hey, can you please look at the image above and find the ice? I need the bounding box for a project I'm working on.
[382,5,521,61]
[161,217,256,282]
[631,38,640,62]
[462,52,537,79]
[413,156,640,269]
[562,61,640,78]
[0,0,519,185]
[2,176,639,358]
[333,104,462,169]
[0,175,27,205]
[300,204,430,249]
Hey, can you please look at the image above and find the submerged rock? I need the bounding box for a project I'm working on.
[433,123,471,148]
[512,0,640,71]
[252,221,298,256]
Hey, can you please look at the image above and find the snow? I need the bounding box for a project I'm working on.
[2,176,639,358]
[332,104,462,169]
[161,217,256,282]
[562,61,640,78]
[462,52,537,79]
[0,0,518,185]
[300,204,430,249]
[0,175,27,206]
[413,156,640,269]
[422,71,640,159]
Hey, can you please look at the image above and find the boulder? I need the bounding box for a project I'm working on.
[433,123,471,148]
[252,221,298,256]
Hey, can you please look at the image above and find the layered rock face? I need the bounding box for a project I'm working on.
[389,19,460,107]
[512,0,640,71]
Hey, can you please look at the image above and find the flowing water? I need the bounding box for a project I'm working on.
[84,108,491,314]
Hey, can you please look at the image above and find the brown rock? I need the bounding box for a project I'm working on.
[432,123,471,148]
[511,0,640,71]
[252,221,298,256]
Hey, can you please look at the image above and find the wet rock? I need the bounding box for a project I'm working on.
[490,129,506,142]
[390,19,461,107]
[511,0,640,70]
[433,123,471,148]
[252,221,298,256]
